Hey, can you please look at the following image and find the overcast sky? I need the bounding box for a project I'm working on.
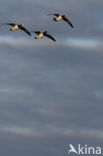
[0,0,103,156]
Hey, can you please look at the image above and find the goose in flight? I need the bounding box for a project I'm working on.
[47,14,73,28]
[31,30,56,42]
[5,23,31,36]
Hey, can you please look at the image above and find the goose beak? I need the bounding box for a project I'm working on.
[46,29,49,32]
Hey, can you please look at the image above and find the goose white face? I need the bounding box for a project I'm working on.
[46,29,49,33]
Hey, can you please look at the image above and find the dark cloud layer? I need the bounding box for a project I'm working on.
[0,0,103,156]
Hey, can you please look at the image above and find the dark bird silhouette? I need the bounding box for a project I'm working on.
[5,23,31,36]
[47,14,73,28]
[31,30,56,42]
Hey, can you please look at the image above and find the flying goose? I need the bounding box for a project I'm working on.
[31,30,56,42]
[47,14,73,28]
[5,23,31,36]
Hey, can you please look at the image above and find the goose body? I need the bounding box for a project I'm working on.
[10,24,19,31]
[47,13,73,28]
[5,23,31,36]
[54,15,62,21]
[31,30,56,42]
[35,32,44,39]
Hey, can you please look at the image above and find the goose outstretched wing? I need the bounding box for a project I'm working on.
[19,25,31,36]
[31,31,41,34]
[45,33,56,42]
[62,16,73,28]
[47,14,60,17]
[5,23,16,26]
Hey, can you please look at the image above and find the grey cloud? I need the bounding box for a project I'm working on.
[0,128,103,156]
[0,37,103,131]
[0,0,103,156]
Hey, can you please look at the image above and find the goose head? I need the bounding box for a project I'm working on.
[21,24,24,26]
[45,29,49,33]
[44,29,49,34]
